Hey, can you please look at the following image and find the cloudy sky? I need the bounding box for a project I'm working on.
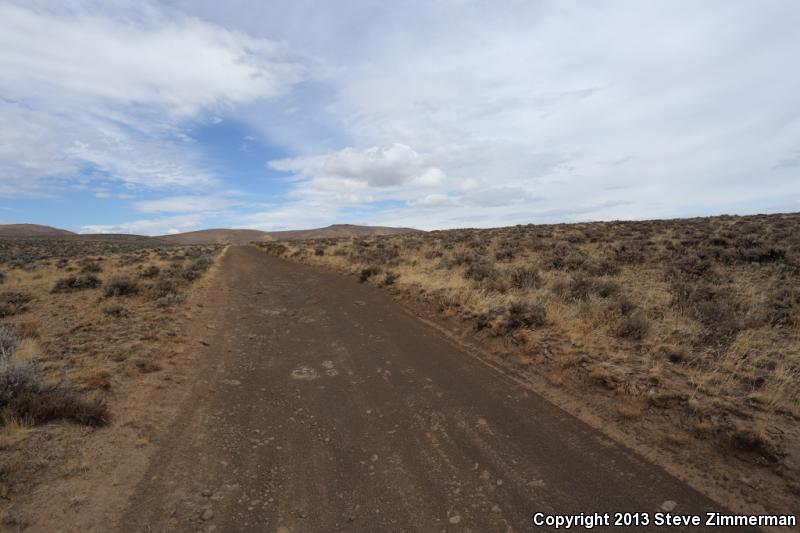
[1,0,798,234]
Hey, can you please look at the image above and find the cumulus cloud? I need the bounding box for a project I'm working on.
[270,144,447,190]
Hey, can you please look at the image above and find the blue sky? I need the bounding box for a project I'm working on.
[1,0,799,235]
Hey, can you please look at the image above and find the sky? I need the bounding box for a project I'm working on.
[1,0,798,235]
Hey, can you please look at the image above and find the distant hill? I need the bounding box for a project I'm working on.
[0,223,421,244]
[157,228,274,245]
[268,224,420,241]
[157,224,420,244]
[0,223,75,238]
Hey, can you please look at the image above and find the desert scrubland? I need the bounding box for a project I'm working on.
[257,212,800,516]
[0,238,221,528]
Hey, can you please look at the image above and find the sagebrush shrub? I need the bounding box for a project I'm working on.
[191,255,214,271]
[140,265,160,278]
[552,276,619,302]
[0,326,41,408]
[614,311,649,340]
[359,266,381,282]
[0,325,19,358]
[505,301,547,331]
[104,276,139,297]
[464,260,498,282]
[80,262,103,274]
[51,274,102,293]
[0,357,41,406]
[7,388,110,427]
[0,291,32,317]
[382,271,400,286]
[509,266,540,289]
[768,287,800,327]
[156,292,187,308]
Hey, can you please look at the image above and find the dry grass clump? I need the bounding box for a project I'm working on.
[257,213,800,473]
[0,325,109,428]
[617,393,645,419]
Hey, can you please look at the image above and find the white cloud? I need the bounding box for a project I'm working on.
[80,214,204,235]
[134,195,238,213]
[8,1,800,231]
[239,202,341,232]
[208,0,800,227]
[0,1,302,195]
[408,194,460,208]
[0,2,300,116]
[271,143,446,189]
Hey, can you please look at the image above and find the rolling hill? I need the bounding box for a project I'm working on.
[0,223,75,238]
[156,224,420,244]
[156,228,274,245]
[266,224,420,241]
[0,223,421,244]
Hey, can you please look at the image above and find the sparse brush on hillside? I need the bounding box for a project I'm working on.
[256,213,800,476]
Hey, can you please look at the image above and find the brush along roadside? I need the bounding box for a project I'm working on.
[255,213,800,517]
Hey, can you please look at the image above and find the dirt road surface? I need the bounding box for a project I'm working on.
[118,246,753,532]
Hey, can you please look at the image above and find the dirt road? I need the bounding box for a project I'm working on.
[118,246,751,532]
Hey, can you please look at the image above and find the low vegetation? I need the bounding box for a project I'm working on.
[258,212,800,510]
[0,238,222,495]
